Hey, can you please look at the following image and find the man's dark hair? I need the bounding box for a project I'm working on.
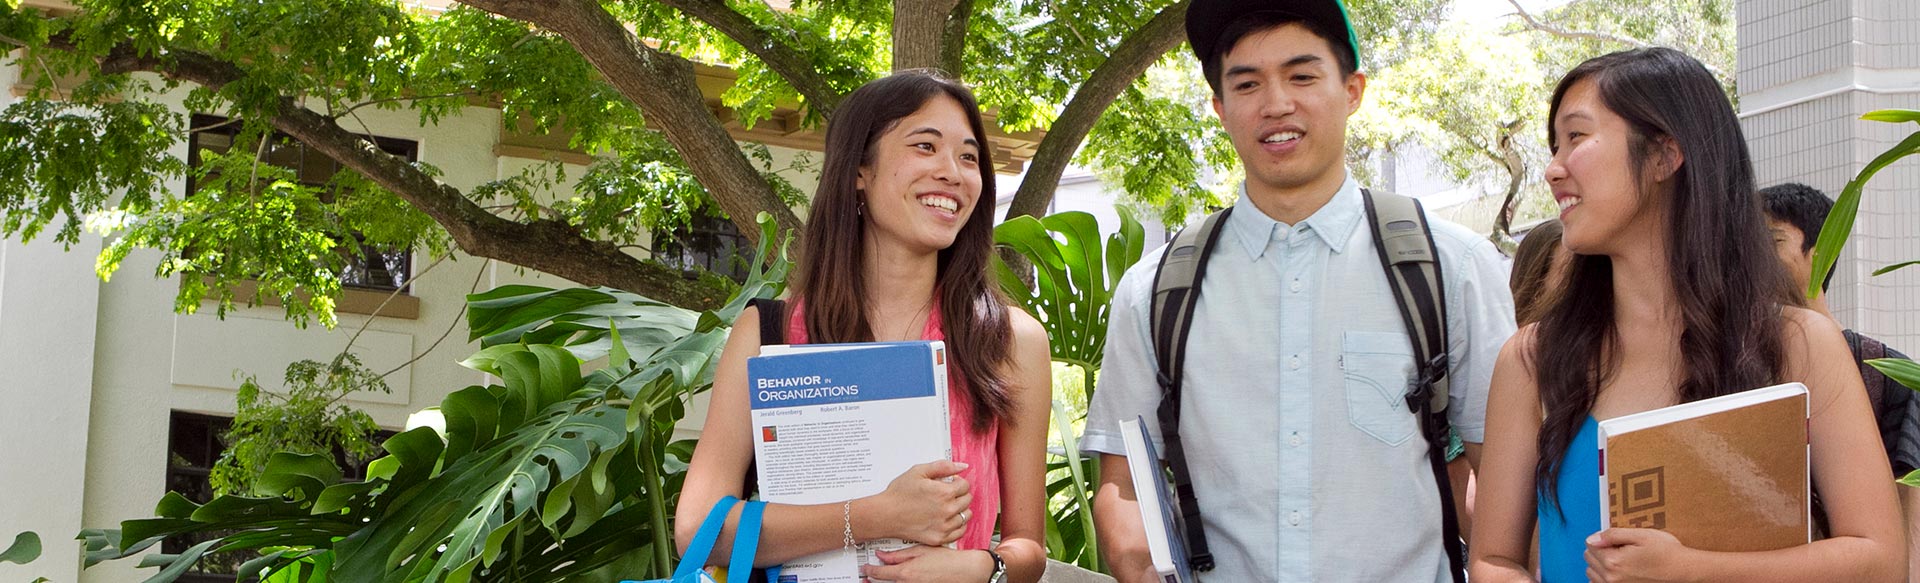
[1202,12,1357,97]
[1759,182,1837,290]
[1759,182,1833,252]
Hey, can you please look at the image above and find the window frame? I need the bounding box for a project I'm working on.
[653,213,752,282]
[184,114,420,294]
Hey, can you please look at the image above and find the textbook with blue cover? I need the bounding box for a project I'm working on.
[747,341,952,583]
[1120,416,1192,583]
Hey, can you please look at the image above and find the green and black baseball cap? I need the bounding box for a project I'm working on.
[1185,0,1363,71]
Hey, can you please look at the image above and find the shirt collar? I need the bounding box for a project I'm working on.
[1226,174,1365,259]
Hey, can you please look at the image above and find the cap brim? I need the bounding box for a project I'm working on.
[1185,0,1360,70]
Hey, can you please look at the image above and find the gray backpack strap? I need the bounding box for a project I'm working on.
[1361,188,1463,583]
[1361,189,1451,413]
[1146,207,1231,573]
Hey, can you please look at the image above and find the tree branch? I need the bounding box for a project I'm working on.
[80,39,735,309]
[937,0,973,77]
[1489,118,1527,236]
[651,0,845,115]
[382,258,490,379]
[332,90,483,121]
[1003,0,1189,221]
[458,0,803,243]
[1502,0,1730,83]
[893,0,964,72]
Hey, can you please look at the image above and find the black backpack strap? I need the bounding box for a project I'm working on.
[741,299,787,501]
[1146,207,1232,573]
[1362,188,1464,583]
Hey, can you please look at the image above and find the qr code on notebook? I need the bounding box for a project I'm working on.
[1608,467,1668,529]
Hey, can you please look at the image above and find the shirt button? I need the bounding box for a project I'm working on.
[1288,279,1303,293]
[1287,356,1301,370]
[1288,511,1302,526]
[1288,433,1303,447]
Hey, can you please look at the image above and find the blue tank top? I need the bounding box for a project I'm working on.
[1537,416,1602,583]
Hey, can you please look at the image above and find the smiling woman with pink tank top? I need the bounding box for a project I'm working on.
[675,70,1053,583]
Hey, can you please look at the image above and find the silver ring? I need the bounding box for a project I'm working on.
[960,510,971,522]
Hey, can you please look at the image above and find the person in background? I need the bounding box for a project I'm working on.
[677,71,1053,583]
[1440,218,1571,552]
[1761,181,1920,581]
[1468,47,1905,582]
[1508,219,1567,327]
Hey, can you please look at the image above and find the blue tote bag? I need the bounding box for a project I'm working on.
[625,495,782,583]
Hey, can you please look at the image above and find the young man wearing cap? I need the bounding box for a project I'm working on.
[1076,1,1516,581]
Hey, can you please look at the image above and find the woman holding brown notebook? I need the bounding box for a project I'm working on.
[1467,48,1906,582]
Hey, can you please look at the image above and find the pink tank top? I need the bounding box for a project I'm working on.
[785,302,1002,550]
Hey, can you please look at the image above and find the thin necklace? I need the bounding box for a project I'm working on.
[876,298,935,342]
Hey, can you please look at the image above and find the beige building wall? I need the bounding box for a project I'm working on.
[1739,0,1920,349]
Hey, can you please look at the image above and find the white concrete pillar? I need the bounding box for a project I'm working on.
[0,233,103,583]
[1739,0,1920,349]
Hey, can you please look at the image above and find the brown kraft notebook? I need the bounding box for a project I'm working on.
[1597,382,1810,552]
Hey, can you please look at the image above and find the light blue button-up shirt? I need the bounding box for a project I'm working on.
[1080,176,1516,582]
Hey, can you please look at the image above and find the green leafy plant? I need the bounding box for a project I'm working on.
[1806,109,1920,300]
[1802,109,1920,485]
[994,208,1146,572]
[1,531,40,565]
[52,214,790,583]
[212,354,389,495]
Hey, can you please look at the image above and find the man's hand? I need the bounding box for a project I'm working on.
[1092,453,1159,583]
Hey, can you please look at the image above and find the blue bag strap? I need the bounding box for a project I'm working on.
[727,500,765,577]
[674,495,741,580]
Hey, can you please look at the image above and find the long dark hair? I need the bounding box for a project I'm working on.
[792,71,1014,433]
[1533,48,1796,505]
[1509,219,1564,326]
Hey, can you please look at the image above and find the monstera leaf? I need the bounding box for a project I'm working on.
[465,286,700,361]
[330,392,628,582]
[994,208,1145,372]
[71,214,792,583]
[992,208,1147,573]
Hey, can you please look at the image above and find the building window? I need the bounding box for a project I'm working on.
[164,412,393,581]
[186,114,418,292]
[655,214,751,282]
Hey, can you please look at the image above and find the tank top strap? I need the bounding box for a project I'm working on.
[1537,415,1602,583]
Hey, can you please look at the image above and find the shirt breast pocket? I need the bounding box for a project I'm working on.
[1342,331,1417,446]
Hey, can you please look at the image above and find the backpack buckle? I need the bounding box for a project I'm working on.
[1405,354,1451,441]
[1403,355,1446,403]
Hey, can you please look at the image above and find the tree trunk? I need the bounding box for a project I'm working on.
[1493,119,1527,236]
[893,0,964,72]
[1002,0,1190,222]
